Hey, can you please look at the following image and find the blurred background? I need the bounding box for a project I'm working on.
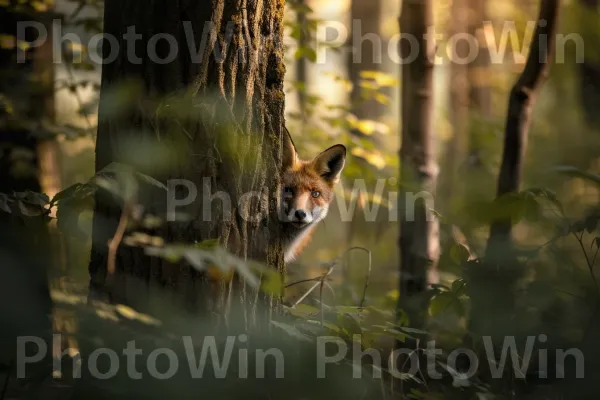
[2,0,600,316]
[2,0,600,397]
[10,0,595,304]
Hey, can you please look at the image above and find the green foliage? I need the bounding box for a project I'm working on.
[0,0,104,141]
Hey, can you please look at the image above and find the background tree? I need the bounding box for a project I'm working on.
[465,1,560,385]
[486,0,560,256]
[466,0,492,121]
[0,0,55,385]
[397,0,439,331]
[348,0,384,125]
[440,0,469,203]
[577,0,600,131]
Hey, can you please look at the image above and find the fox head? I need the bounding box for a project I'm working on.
[280,129,346,229]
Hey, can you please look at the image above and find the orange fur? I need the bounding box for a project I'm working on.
[281,129,346,262]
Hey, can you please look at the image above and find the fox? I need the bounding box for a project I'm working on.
[280,129,346,262]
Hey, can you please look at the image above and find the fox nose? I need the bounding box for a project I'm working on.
[294,210,307,221]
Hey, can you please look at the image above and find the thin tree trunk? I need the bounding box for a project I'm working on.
[466,0,492,118]
[441,0,469,203]
[348,0,384,126]
[89,0,287,323]
[0,0,53,381]
[397,0,439,331]
[486,0,560,256]
[465,0,492,169]
[296,0,307,117]
[464,3,560,381]
[345,0,384,253]
[578,0,600,131]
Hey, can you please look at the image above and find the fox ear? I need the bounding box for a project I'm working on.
[282,127,298,170]
[312,144,346,183]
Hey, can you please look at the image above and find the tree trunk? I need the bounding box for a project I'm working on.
[486,0,560,257]
[465,0,492,168]
[397,0,439,331]
[296,0,308,117]
[348,0,384,127]
[464,1,560,383]
[0,0,53,382]
[89,0,287,323]
[578,0,600,131]
[440,0,469,203]
[466,0,491,119]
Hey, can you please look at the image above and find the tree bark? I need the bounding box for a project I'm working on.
[486,0,560,257]
[466,3,560,377]
[442,0,492,204]
[466,0,492,118]
[440,0,469,203]
[348,0,384,125]
[295,0,307,117]
[578,0,600,131]
[89,0,287,322]
[397,0,439,331]
[0,0,53,381]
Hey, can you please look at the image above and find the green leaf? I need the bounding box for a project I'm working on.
[51,183,84,204]
[450,243,470,265]
[429,292,456,317]
[304,320,340,333]
[585,215,599,233]
[259,268,284,296]
[270,320,312,342]
[524,187,563,214]
[294,47,317,63]
[18,200,44,217]
[451,278,466,293]
[571,220,586,234]
[398,327,430,335]
[194,238,220,250]
[56,194,94,240]
[16,191,50,207]
[0,193,11,213]
[287,304,319,318]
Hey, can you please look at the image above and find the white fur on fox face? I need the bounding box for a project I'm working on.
[284,205,328,224]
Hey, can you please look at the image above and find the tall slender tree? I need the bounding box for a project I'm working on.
[578,0,600,131]
[486,0,560,255]
[295,0,308,117]
[397,0,439,331]
[0,0,54,381]
[348,0,384,124]
[441,0,469,203]
[466,0,492,119]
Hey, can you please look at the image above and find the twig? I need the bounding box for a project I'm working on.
[341,247,372,308]
[573,232,599,294]
[106,201,132,290]
[319,279,325,327]
[292,265,335,307]
[323,281,336,300]
[285,276,323,288]
[523,234,562,266]
[591,243,600,269]
[289,246,372,309]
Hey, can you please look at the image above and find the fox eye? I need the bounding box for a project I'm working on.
[283,186,293,195]
[311,190,321,198]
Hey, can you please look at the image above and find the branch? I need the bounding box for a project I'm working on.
[106,201,132,290]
